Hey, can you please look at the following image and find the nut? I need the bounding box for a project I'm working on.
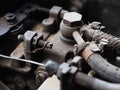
[63,12,82,27]
[4,12,16,24]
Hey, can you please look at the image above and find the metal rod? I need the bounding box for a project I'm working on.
[0,54,45,67]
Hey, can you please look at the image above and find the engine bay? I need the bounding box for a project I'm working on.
[0,0,120,90]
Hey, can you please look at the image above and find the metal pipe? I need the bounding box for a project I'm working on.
[72,31,86,52]
[73,31,85,45]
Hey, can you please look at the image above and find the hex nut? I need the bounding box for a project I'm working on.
[4,12,16,24]
[63,12,82,27]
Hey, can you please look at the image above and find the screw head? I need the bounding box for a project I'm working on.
[63,12,82,27]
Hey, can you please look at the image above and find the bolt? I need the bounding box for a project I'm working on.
[63,12,82,27]
[4,12,16,24]
[18,35,24,41]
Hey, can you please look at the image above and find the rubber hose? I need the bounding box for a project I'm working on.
[83,29,120,56]
[75,71,120,90]
[88,53,120,83]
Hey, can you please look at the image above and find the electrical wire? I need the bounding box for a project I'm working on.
[0,54,45,67]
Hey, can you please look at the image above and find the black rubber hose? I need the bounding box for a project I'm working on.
[45,61,120,90]
[75,71,120,90]
[87,53,120,83]
[83,29,120,56]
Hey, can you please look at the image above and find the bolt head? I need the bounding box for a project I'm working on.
[63,12,82,27]
[4,12,16,24]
